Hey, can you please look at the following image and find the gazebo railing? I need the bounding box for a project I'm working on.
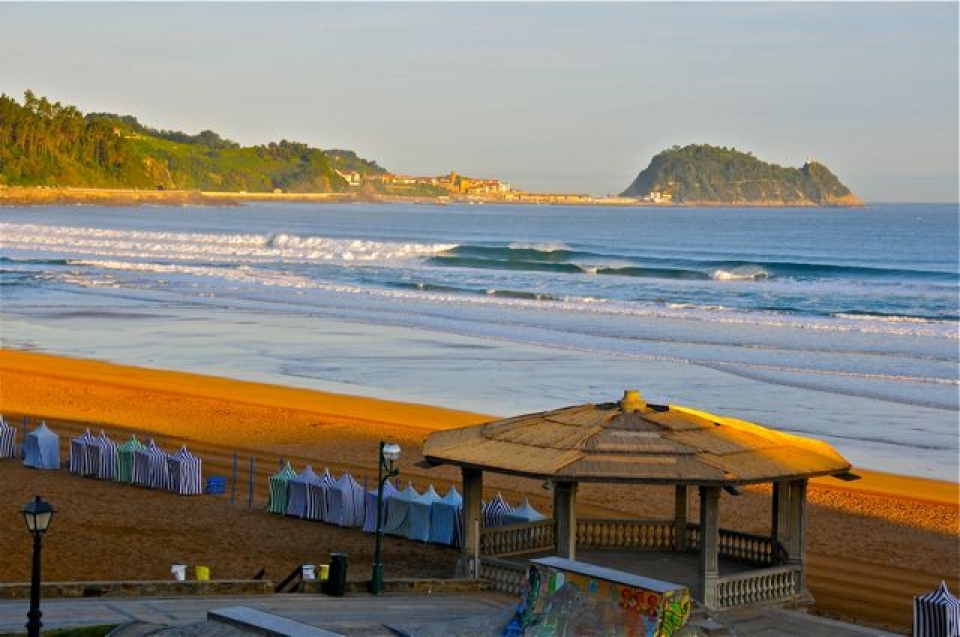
[685,523,777,566]
[716,565,802,609]
[577,518,675,550]
[477,557,529,596]
[480,519,555,557]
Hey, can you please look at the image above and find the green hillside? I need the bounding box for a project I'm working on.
[621,144,862,206]
[0,91,386,193]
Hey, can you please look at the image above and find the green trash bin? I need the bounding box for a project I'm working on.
[323,552,348,596]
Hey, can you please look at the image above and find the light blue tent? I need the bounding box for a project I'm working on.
[383,483,420,537]
[406,485,442,542]
[23,422,60,470]
[502,498,546,525]
[286,465,321,518]
[363,479,400,533]
[325,472,364,527]
[306,469,335,521]
[428,485,462,546]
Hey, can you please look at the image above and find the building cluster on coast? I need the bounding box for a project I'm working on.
[334,168,645,206]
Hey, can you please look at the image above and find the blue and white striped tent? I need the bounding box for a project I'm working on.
[132,439,171,490]
[428,485,462,546]
[87,430,118,481]
[325,472,365,527]
[502,498,546,525]
[306,468,336,521]
[69,429,96,476]
[167,445,203,495]
[482,493,515,527]
[286,465,321,518]
[0,417,16,459]
[383,483,420,537]
[406,484,442,542]
[914,581,960,637]
[363,479,400,533]
[23,422,59,470]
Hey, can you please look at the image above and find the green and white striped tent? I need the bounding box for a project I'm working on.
[267,461,297,515]
[116,435,145,484]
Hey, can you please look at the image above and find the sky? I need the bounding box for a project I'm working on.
[1,2,957,202]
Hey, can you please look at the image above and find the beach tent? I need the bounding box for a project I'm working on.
[267,462,298,515]
[23,422,60,470]
[363,479,400,533]
[383,483,421,537]
[325,472,365,527]
[132,439,171,490]
[69,429,96,476]
[286,465,322,518]
[116,435,144,483]
[167,445,203,495]
[502,498,546,526]
[914,581,960,637]
[428,486,463,546]
[406,484,442,542]
[306,469,336,521]
[482,493,515,528]
[86,430,118,480]
[0,417,17,459]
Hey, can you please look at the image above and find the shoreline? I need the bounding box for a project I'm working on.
[0,185,869,208]
[1,347,957,633]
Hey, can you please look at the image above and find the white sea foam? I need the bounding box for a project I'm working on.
[712,266,770,281]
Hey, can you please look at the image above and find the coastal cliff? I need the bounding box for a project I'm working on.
[621,144,863,207]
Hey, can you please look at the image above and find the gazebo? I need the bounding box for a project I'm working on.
[422,389,856,610]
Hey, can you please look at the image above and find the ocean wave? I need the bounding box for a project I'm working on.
[712,266,771,281]
[0,223,456,264]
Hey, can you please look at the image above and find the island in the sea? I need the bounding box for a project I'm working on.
[621,144,863,207]
[0,91,861,207]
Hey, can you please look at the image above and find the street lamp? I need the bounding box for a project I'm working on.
[23,496,54,637]
[370,441,400,595]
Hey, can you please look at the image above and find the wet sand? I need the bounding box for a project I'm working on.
[0,349,956,632]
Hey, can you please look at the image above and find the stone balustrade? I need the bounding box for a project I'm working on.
[477,557,529,597]
[576,519,675,550]
[480,519,555,557]
[716,565,802,608]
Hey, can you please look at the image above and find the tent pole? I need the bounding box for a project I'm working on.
[248,456,255,510]
[230,453,238,505]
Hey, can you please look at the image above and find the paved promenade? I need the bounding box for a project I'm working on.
[0,592,904,636]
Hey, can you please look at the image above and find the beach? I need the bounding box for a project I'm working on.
[0,349,956,633]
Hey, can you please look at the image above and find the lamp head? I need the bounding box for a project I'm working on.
[382,443,401,462]
[23,496,54,536]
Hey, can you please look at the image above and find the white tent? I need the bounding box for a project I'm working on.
[428,485,463,546]
[69,429,96,476]
[502,498,546,525]
[167,445,203,495]
[363,479,400,533]
[306,468,336,521]
[482,492,515,527]
[0,417,17,459]
[23,422,59,470]
[286,465,321,518]
[132,439,170,490]
[87,430,118,481]
[383,483,420,537]
[406,484,442,542]
[325,472,365,527]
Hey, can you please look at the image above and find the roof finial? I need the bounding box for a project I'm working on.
[620,389,646,412]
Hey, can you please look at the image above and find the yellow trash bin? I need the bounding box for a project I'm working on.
[195,565,211,581]
[319,564,330,581]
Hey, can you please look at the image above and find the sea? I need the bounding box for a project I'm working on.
[0,202,957,481]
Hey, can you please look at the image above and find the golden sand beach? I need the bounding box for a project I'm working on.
[0,348,956,632]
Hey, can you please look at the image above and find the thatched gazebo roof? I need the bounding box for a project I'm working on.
[423,390,851,486]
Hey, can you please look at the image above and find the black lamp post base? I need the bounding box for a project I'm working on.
[370,563,384,595]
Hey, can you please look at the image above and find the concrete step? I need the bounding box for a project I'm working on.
[208,606,345,637]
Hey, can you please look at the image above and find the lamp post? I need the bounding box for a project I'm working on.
[370,441,400,595]
[23,496,54,637]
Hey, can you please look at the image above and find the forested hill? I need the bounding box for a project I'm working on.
[0,91,384,192]
[621,144,863,206]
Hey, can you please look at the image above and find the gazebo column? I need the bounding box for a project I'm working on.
[771,480,791,564]
[553,481,578,559]
[698,486,721,608]
[786,479,808,591]
[673,485,689,551]
[457,467,483,578]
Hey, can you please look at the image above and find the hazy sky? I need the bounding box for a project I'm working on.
[1,2,957,202]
